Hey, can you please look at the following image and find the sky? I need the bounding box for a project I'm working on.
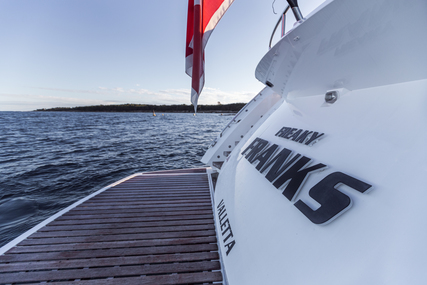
[0,0,325,111]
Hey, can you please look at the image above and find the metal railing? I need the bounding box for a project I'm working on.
[268,0,304,49]
[269,5,291,49]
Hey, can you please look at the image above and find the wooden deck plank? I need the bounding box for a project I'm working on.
[30,224,215,238]
[50,213,214,225]
[112,179,209,183]
[104,187,210,191]
[143,168,207,174]
[105,186,210,190]
[64,206,212,214]
[9,236,217,254]
[93,190,210,195]
[0,252,219,273]
[90,191,211,195]
[55,210,213,221]
[93,189,210,194]
[19,229,217,246]
[121,179,209,182]
[110,184,209,188]
[67,202,212,211]
[39,218,214,232]
[90,193,210,199]
[0,261,221,283]
[66,205,213,214]
[109,185,209,189]
[87,193,211,199]
[45,272,223,285]
[110,180,208,183]
[107,188,210,192]
[118,176,208,181]
[101,183,208,187]
[79,198,213,207]
[0,242,218,263]
[0,168,222,284]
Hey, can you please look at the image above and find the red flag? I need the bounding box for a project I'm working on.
[185,0,234,112]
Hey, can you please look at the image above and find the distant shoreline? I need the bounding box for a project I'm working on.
[35,103,246,113]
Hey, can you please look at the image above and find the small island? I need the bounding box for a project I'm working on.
[35,103,246,113]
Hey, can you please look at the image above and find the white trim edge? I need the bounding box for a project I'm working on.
[206,167,229,285]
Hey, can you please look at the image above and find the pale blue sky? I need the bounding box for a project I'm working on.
[0,0,325,111]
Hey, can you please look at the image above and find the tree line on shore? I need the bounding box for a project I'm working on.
[35,103,247,113]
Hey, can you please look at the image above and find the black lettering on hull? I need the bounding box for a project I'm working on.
[294,172,372,224]
[216,199,236,255]
[242,137,372,225]
[275,126,324,146]
[273,157,326,201]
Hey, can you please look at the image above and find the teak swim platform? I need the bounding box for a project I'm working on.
[0,168,223,284]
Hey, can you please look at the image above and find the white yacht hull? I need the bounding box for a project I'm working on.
[204,0,427,283]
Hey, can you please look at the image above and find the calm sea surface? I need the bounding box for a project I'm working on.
[0,111,231,247]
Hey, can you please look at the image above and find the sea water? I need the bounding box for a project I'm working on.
[0,111,231,247]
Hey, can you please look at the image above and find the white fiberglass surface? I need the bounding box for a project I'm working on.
[214,79,427,285]
[256,0,427,99]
